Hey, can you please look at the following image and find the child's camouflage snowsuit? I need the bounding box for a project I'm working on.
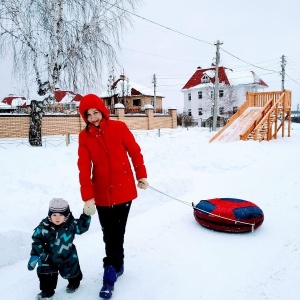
[30,212,91,278]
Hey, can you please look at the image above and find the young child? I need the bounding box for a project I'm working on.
[28,198,91,300]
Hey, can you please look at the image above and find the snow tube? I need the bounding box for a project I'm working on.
[193,198,264,233]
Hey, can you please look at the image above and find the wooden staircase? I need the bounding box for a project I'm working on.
[209,90,292,143]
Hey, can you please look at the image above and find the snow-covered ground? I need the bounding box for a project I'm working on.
[0,124,299,300]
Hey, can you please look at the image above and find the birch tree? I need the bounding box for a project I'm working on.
[0,0,139,101]
[0,0,138,145]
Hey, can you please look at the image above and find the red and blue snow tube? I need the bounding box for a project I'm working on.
[193,198,264,233]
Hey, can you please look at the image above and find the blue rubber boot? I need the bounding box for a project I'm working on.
[99,282,114,299]
[116,265,124,278]
[99,266,124,299]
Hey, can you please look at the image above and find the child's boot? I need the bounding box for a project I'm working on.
[37,273,57,300]
[36,291,54,300]
[66,270,83,293]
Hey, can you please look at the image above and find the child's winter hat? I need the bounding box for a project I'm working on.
[48,198,70,218]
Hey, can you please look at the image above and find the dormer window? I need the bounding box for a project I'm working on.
[201,74,210,83]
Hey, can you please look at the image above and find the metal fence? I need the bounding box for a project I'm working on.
[0,127,208,149]
[0,134,79,149]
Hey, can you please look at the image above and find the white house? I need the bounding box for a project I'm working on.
[181,66,268,124]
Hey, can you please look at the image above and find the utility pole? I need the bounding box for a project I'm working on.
[281,55,286,90]
[120,70,125,105]
[152,74,157,112]
[212,40,223,131]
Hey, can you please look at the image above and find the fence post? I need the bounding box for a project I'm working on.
[115,103,125,121]
[168,108,177,128]
[66,133,70,146]
[145,106,154,130]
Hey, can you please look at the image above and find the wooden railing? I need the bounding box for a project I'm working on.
[245,91,291,141]
[239,97,276,140]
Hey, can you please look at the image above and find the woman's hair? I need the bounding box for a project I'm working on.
[84,110,90,131]
[84,110,89,118]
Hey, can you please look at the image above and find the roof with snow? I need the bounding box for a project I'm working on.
[182,66,268,90]
[2,95,27,108]
[1,90,82,107]
[54,89,82,103]
[0,102,13,109]
[102,76,164,98]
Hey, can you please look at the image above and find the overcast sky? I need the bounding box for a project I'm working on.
[0,0,299,111]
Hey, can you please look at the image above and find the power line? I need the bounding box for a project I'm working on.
[121,47,200,63]
[220,47,280,74]
[104,0,300,88]
[285,73,300,85]
[102,0,214,46]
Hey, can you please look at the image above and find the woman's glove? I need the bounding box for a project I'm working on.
[137,178,148,190]
[28,255,42,271]
[83,199,96,215]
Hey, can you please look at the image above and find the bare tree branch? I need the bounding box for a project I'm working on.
[0,0,140,97]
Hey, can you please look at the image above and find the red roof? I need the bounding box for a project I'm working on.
[111,78,144,96]
[182,66,268,89]
[182,67,230,90]
[54,89,82,102]
[250,71,268,87]
[2,96,27,108]
[1,90,82,108]
[72,94,83,102]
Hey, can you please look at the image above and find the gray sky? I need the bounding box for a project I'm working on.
[1,0,299,110]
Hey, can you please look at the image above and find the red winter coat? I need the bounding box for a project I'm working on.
[78,94,147,206]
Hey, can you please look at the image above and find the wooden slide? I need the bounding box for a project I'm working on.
[209,90,292,143]
[210,107,264,142]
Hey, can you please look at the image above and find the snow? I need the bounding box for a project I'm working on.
[0,124,300,300]
[0,102,11,109]
[10,97,26,107]
[115,103,125,109]
[225,69,258,86]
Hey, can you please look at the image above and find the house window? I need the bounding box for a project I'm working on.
[233,106,238,113]
[188,93,191,101]
[198,91,202,99]
[201,74,210,83]
[188,109,192,116]
[219,107,224,115]
[211,91,214,99]
[198,108,203,116]
[133,99,141,106]
[219,90,224,97]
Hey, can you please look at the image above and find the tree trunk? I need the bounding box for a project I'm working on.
[29,100,44,146]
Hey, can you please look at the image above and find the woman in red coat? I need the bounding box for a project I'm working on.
[77,94,148,299]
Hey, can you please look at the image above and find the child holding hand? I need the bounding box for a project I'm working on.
[28,198,91,300]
